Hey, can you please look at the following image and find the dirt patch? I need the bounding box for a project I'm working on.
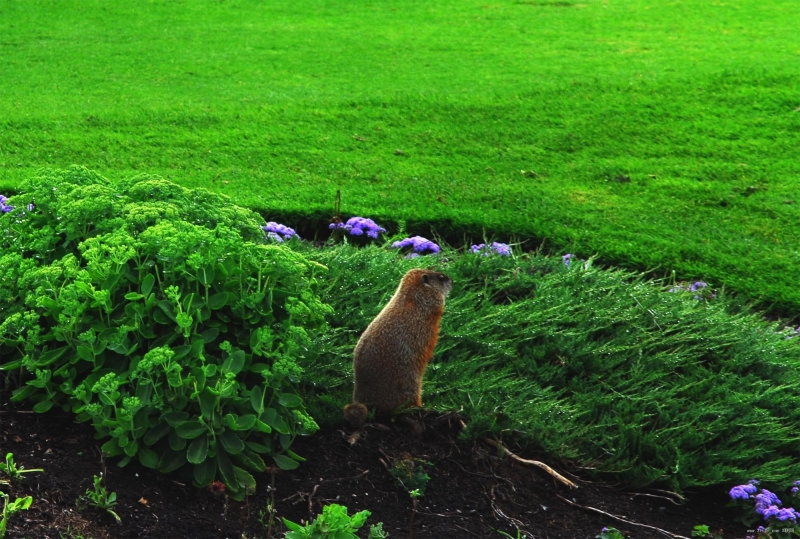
[1,401,747,538]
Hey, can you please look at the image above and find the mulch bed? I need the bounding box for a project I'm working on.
[1,400,750,539]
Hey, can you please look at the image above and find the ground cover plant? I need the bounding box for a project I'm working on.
[2,0,800,314]
[300,242,800,491]
[0,167,329,500]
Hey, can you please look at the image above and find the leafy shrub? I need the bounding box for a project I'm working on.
[0,167,331,499]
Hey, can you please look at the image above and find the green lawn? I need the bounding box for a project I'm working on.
[2,0,800,312]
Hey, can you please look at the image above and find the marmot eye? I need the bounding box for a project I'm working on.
[422,275,429,285]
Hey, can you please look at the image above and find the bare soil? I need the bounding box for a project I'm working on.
[1,400,749,539]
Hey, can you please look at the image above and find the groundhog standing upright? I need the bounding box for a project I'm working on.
[344,268,453,426]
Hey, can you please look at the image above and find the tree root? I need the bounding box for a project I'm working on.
[555,494,690,539]
[482,438,578,489]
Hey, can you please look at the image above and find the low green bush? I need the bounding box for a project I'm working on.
[0,167,330,499]
[301,244,800,490]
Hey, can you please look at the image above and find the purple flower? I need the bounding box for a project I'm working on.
[391,236,440,255]
[0,194,13,213]
[792,487,798,494]
[262,221,299,241]
[344,217,386,239]
[730,485,752,501]
[775,508,798,521]
[562,253,573,267]
[491,242,511,256]
[793,480,800,487]
[755,490,782,517]
[738,483,758,495]
[762,505,781,519]
[329,222,346,230]
[470,242,511,256]
[757,527,766,533]
[690,281,707,292]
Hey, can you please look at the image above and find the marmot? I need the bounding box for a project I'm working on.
[344,268,453,427]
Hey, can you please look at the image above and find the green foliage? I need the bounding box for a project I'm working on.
[301,244,800,490]
[368,522,390,539]
[282,504,384,539]
[77,474,121,525]
[0,167,331,500]
[691,524,722,538]
[0,453,43,480]
[596,527,624,539]
[388,457,432,498]
[0,492,33,539]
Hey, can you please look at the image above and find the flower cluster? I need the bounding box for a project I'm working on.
[390,236,440,257]
[669,281,715,300]
[329,217,386,239]
[470,242,511,256]
[562,253,574,267]
[0,195,34,213]
[729,479,800,525]
[262,222,300,242]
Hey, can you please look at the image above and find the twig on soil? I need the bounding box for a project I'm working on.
[307,483,321,521]
[646,487,686,503]
[453,460,516,490]
[629,492,683,506]
[482,438,577,489]
[279,470,370,505]
[489,485,534,539]
[555,494,690,539]
[454,523,485,538]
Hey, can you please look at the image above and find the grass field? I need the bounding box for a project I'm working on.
[2,0,800,313]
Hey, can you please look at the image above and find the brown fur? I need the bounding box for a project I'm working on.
[343,268,453,427]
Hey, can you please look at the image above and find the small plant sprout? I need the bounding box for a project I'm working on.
[78,474,122,525]
[368,522,390,539]
[387,456,432,497]
[282,503,386,539]
[691,524,722,538]
[596,527,624,539]
[390,236,440,258]
[0,453,43,480]
[0,492,33,538]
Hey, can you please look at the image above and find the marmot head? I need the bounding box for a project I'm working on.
[400,269,452,309]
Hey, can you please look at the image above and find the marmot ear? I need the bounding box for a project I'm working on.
[422,274,430,285]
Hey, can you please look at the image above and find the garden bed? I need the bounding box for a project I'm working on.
[2,400,745,539]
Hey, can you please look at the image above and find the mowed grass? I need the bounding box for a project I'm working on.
[2,0,800,312]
